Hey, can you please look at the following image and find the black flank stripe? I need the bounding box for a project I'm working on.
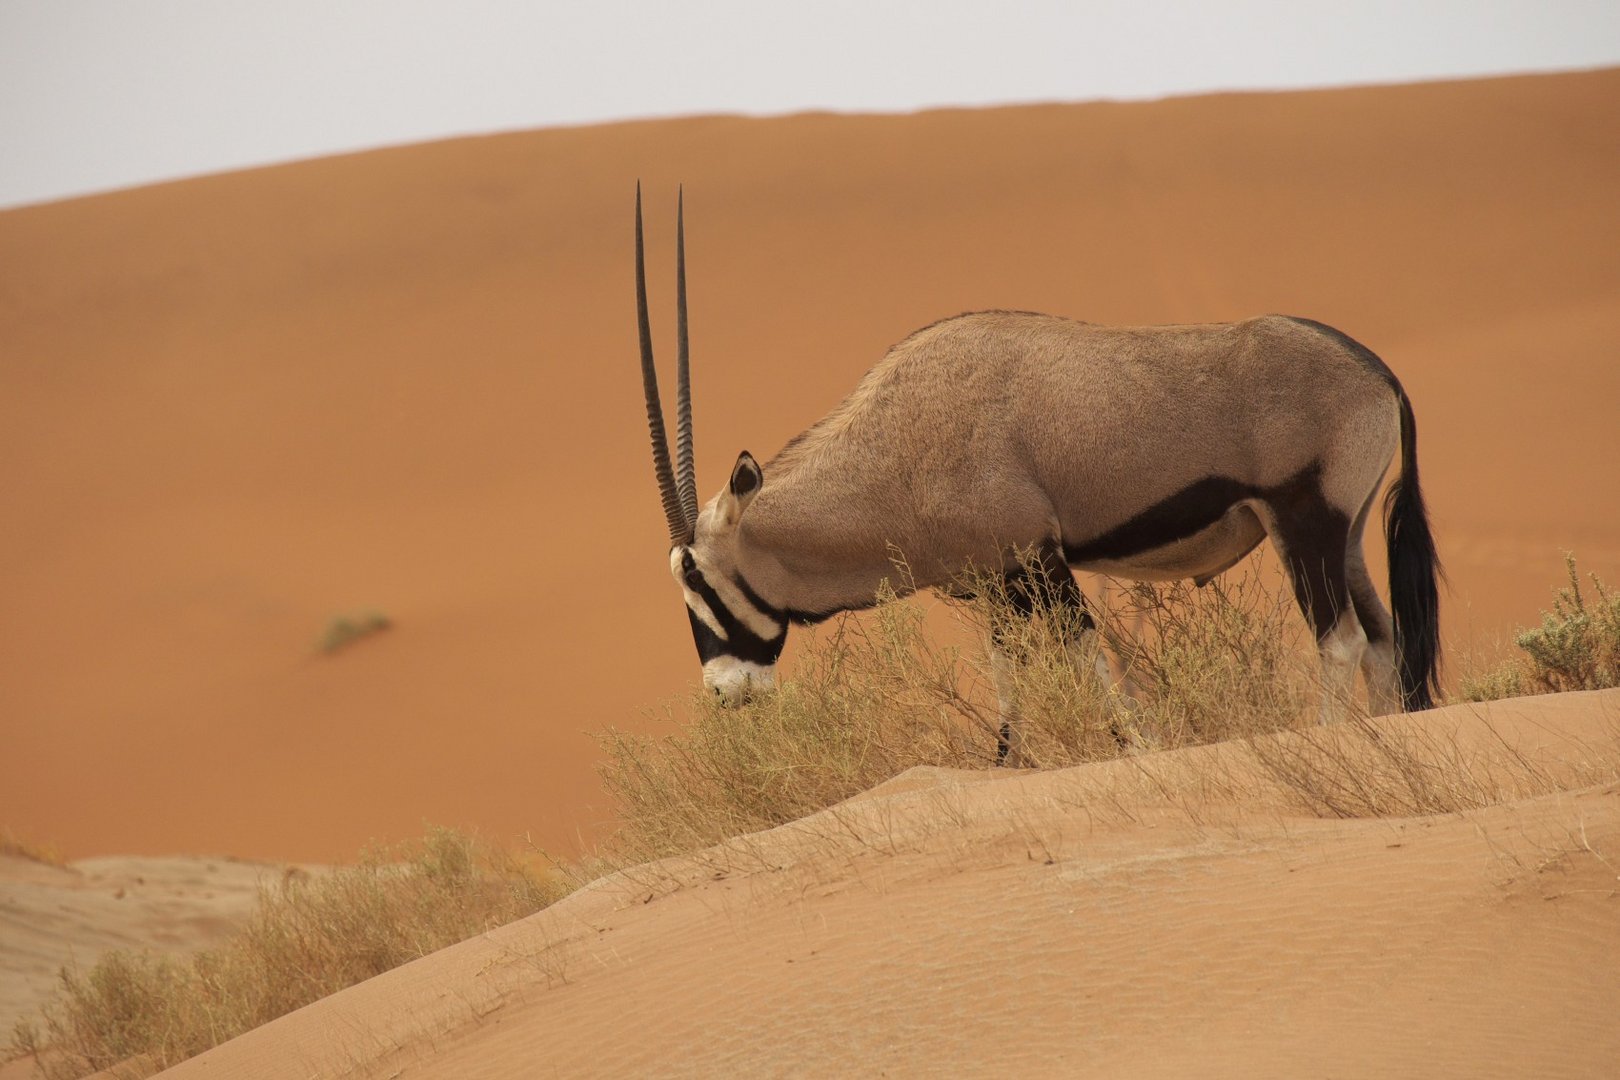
[1064,476,1261,564]
[1063,465,1326,566]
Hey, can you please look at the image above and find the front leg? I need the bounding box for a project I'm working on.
[989,639,1032,767]
[990,549,1130,766]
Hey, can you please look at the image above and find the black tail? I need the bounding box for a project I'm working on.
[1384,389,1442,710]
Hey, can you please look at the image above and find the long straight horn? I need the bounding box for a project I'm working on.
[674,187,699,525]
[635,183,692,547]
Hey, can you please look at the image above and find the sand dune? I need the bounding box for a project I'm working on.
[153,691,1620,1078]
[0,854,299,1038]
[2,69,1618,865]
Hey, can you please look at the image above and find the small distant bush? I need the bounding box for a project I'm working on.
[0,828,65,867]
[316,611,392,654]
[1460,555,1620,701]
[599,558,1316,862]
[11,828,566,1079]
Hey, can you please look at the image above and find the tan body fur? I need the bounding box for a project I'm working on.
[709,312,1395,614]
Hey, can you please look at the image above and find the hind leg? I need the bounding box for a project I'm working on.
[1346,495,1402,715]
[1306,590,1367,726]
[1258,492,1365,725]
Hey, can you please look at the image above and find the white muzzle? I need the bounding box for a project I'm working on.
[702,656,777,704]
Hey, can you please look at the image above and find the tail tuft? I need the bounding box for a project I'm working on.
[1385,390,1442,710]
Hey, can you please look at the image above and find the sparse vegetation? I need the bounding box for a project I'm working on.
[316,611,392,654]
[0,828,65,867]
[20,557,1620,1078]
[11,827,565,1079]
[599,558,1317,863]
[598,585,990,863]
[1460,555,1620,701]
[602,554,1620,857]
[1242,708,1607,820]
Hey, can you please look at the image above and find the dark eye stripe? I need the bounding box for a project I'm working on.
[679,559,787,665]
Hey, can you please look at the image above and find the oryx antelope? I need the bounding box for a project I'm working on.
[634,189,1441,762]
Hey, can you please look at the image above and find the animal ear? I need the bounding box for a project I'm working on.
[718,451,762,526]
[730,451,762,499]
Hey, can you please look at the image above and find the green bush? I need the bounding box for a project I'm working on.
[1460,555,1620,700]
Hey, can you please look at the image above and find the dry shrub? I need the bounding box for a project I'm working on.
[991,567,1315,763]
[0,828,65,867]
[1245,710,1575,819]
[600,557,1319,862]
[316,610,392,655]
[11,827,565,1079]
[598,584,993,862]
[1461,554,1620,701]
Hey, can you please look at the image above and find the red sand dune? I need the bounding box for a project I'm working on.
[3,69,1619,863]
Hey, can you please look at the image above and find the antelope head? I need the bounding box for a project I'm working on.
[634,186,786,702]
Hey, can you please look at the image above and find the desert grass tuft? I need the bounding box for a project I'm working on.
[598,581,994,863]
[316,610,392,655]
[0,828,66,868]
[600,557,1319,862]
[1460,554,1620,701]
[11,827,567,1079]
[988,566,1316,763]
[1246,710,1563,819]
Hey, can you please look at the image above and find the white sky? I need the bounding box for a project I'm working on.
[2,1,1618,209]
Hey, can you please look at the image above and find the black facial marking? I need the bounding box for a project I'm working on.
[679,557,788,666]
[731,573,785,622]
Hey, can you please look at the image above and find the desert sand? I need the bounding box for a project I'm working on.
[0,854,300,1038]
[151,691,1620,1079]
[3,68,1618,865]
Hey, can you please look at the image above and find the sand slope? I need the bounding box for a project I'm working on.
[156,691,1620,1078]
[2,69,1619,862]
[0,855,300,1037]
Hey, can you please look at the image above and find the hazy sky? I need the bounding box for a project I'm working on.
[3,1,1618,208]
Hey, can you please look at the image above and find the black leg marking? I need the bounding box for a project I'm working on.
[1261,468,1353,643]
[1348,574,1392,646]
[1346,490,1392,647]
[993,541,1096,646]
